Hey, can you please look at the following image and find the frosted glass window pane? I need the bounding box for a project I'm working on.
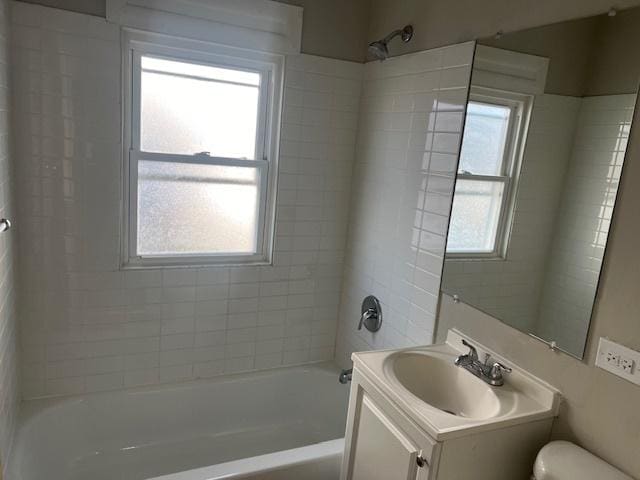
[141,56,260,86]
[459,102,511,175]
[447,180,504,253]
[137,160,260,256]
[140,56,260,159]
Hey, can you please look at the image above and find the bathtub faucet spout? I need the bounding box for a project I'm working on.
[339,368,353,384]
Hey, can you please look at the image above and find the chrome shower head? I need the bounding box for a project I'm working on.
[368,40,389,61]
[367,25,413,61]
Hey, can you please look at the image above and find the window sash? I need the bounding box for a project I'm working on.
[446,175,510,256]
[132,50,271,162]
[447,88,531,259]
[122,32,282,268]
[455,172,508,183]
[128,151,270,266]
[460,100,514,177]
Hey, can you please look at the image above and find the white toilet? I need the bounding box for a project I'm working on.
[533,441,633,480]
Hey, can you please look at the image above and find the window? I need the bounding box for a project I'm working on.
[123,34,283,267]
[446,88,531,257]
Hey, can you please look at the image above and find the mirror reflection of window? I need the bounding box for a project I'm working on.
[447,90,531,257]
[439,7,640,358]
[459,102,511,175]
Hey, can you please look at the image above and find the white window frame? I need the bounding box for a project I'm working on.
[121,30,283,268]
[447,86,532,259]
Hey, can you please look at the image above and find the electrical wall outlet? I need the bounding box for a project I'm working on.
[605,350,620,366]
[596,337,640,385]
[620,356,635,374]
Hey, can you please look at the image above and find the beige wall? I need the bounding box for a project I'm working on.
[437,89,640,475]
[479,18,598,96]
[367,0,640,59]
[585,7,640,95]
[276,0,370,62]
[16,0,372,62]
[480,8,640,97]
[18,0,640,65]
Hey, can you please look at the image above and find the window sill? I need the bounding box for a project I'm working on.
[444,255,507,262]
[120,259,273,271]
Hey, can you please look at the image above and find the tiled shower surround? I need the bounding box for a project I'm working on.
[0,0,18,465]
[12,2,363,398]
[11,1,474,399]
[335,43,474,366]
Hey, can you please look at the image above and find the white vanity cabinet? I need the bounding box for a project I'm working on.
[340,333,561,480]
[342,373,439,480]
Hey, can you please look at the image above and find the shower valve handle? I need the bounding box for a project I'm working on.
[358,296,382,332]
[358,309,376,330]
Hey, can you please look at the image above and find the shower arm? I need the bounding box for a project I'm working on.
[381,25,413,45]
[381,29,404,44]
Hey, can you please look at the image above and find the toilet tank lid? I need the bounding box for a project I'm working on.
[534,441,633,480]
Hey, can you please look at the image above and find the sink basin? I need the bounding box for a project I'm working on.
[385,351,501,419]
[352,330,560,441]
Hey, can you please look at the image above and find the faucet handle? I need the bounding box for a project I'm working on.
[489,361,512,380]
[358,309,375,330]
[483,352,491,365]
[461,339,478,361]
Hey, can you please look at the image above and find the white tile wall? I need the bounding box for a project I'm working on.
[442,94,581,332]
[334,43,475,367]
[11,2,363,398]
[537,94,636,355]
[0,0,18,470]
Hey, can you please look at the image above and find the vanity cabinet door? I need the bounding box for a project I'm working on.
[347,391,432,480]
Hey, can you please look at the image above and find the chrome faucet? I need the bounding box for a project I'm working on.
[454,339,512,386]
[454,339,478,365]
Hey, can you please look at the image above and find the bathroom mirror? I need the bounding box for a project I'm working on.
[440,7,640,358]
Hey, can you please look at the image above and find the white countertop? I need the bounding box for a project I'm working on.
[351,329,561,441]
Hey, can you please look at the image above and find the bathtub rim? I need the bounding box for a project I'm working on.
[17,361,344,421]
[147,438,344,480]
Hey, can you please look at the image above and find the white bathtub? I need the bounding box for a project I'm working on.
[8,363,349,480]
